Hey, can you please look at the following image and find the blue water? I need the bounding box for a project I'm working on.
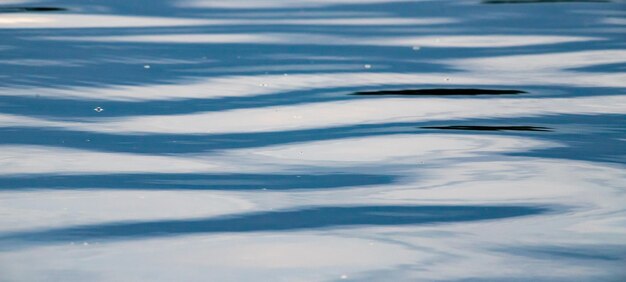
[0,0,625,281]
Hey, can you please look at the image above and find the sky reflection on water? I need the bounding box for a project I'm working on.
[0,0,625,281]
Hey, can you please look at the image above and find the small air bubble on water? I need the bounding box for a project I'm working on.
[364,64,372,69]
[94,107,103,112]
[412,46,421,51]
[143,65,150,69]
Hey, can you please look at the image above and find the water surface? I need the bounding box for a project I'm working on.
[0,0,625,281]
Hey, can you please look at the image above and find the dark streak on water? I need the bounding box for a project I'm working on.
[0,173,395,191]
[0,7,66,13]
[352,88,526,96]
[0,205,549,244]
[421,125,552,132]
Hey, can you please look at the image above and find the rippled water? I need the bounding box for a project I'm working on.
[1,0,625,281]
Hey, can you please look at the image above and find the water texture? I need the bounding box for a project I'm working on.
[0,0,625,281]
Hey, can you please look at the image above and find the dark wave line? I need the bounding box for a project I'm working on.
[0,7,66,13]
[421,125,552,132]
[352,88,526,96]
[0,173,394,191]
[0,205,549,245]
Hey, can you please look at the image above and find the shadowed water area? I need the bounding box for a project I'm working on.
[0,0,625,281]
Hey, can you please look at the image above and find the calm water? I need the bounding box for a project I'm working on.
[1,0,625,281]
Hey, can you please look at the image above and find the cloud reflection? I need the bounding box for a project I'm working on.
[2,70,623,102]
[1,95,619,134]
[0,133,553,175]
[0,14,220,29]
[447,49,626,72]
[45,33,595,48]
